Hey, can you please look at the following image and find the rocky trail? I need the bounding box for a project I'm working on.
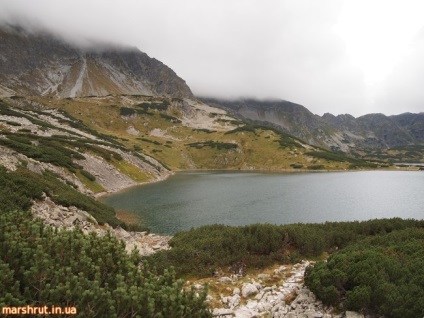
[206,261,364,318]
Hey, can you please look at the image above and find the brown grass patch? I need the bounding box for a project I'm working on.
[116,209,140,225]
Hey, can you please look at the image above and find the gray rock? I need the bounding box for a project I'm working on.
[241,283,259,297]
[245,300,257,309]
[345,312,364,318]
[227,294,240,308]
[219,276,233,283]
[274,265,286,275]
[212,308,234,317]
[258,273,271,280]
[304,310,323,318]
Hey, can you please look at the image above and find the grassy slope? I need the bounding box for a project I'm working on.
[41,95,381,172]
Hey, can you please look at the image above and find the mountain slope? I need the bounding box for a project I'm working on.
[0,25,192,98]
[0,24,391,171]
[201,97,424,158]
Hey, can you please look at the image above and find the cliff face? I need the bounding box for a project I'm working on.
[201,97,424,152]
[0,25,192,98]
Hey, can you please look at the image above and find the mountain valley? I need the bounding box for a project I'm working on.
[1,23,424,318]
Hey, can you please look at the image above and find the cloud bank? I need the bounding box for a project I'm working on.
[1,0,423,116]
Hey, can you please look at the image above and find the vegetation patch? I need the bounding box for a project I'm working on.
[137,101,169,111]
[0,134,84,171]
[0,102,56,131]
[147,219,423,278]
[138,137,162,146]
[0,210,211,317]
[75,169,105,194]
[306,151,377,168]
[0,166,122,227]
[111,159,151,183]
[305,228,424,317]
[5,121,21,126]
[290,163,304,169]
[159,113,182,123]
[225,124,304,149]
[59,109,124,146]
[217,118,244,125]
[275,135,304,149]
[308,165,325,170]
[187,141,238,150]
[193,128,215,134]
[119,107,138,117]
[224,125,257,135]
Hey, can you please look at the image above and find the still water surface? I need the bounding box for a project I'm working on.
[101,171,424,235]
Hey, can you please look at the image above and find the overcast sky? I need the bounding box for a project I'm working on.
[1,0,424,116]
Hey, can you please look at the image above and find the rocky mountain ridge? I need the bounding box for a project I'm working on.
[201,97,424,158]
[1,23,422,164]
[0,24,192,99]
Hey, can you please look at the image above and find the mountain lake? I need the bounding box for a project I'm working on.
[101,170,424,235]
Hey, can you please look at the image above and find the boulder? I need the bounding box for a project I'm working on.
[241,283,259,297]
[219,276,233,283]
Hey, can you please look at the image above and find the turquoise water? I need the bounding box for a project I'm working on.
[101,171,424,235]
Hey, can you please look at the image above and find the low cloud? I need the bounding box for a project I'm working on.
[1,0,423,116]
[375,29,424,115]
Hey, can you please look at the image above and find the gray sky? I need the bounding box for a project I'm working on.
[1,0,424,116]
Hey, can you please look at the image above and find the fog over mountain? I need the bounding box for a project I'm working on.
[1,0,424,116]
[0,24,192,98]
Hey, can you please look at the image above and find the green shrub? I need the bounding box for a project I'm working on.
[6,121,21,126]
[0,135,81,170]
[120,107,138,117]
[138,138,162,146]
[147,219,424,278]
[0,167,122,227]
[290,163,304,169]
[308,165,325,170]
[137,102,169,111]
[305,228,424,317]
[159,113,182,123]
[306,151,377,168]
[187,141,238,150]
[224,125,257,135]
[80,169,96,182]
[0,210,211,317]
[0,166,43,212]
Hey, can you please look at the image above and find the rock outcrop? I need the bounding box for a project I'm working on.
[211,260,364,318]
[0,24,193,99]
[32,196,171,256]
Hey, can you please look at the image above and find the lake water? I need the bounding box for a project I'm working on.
[101,171,424,235]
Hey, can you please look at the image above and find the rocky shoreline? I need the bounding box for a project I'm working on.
[31,196,171,256]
